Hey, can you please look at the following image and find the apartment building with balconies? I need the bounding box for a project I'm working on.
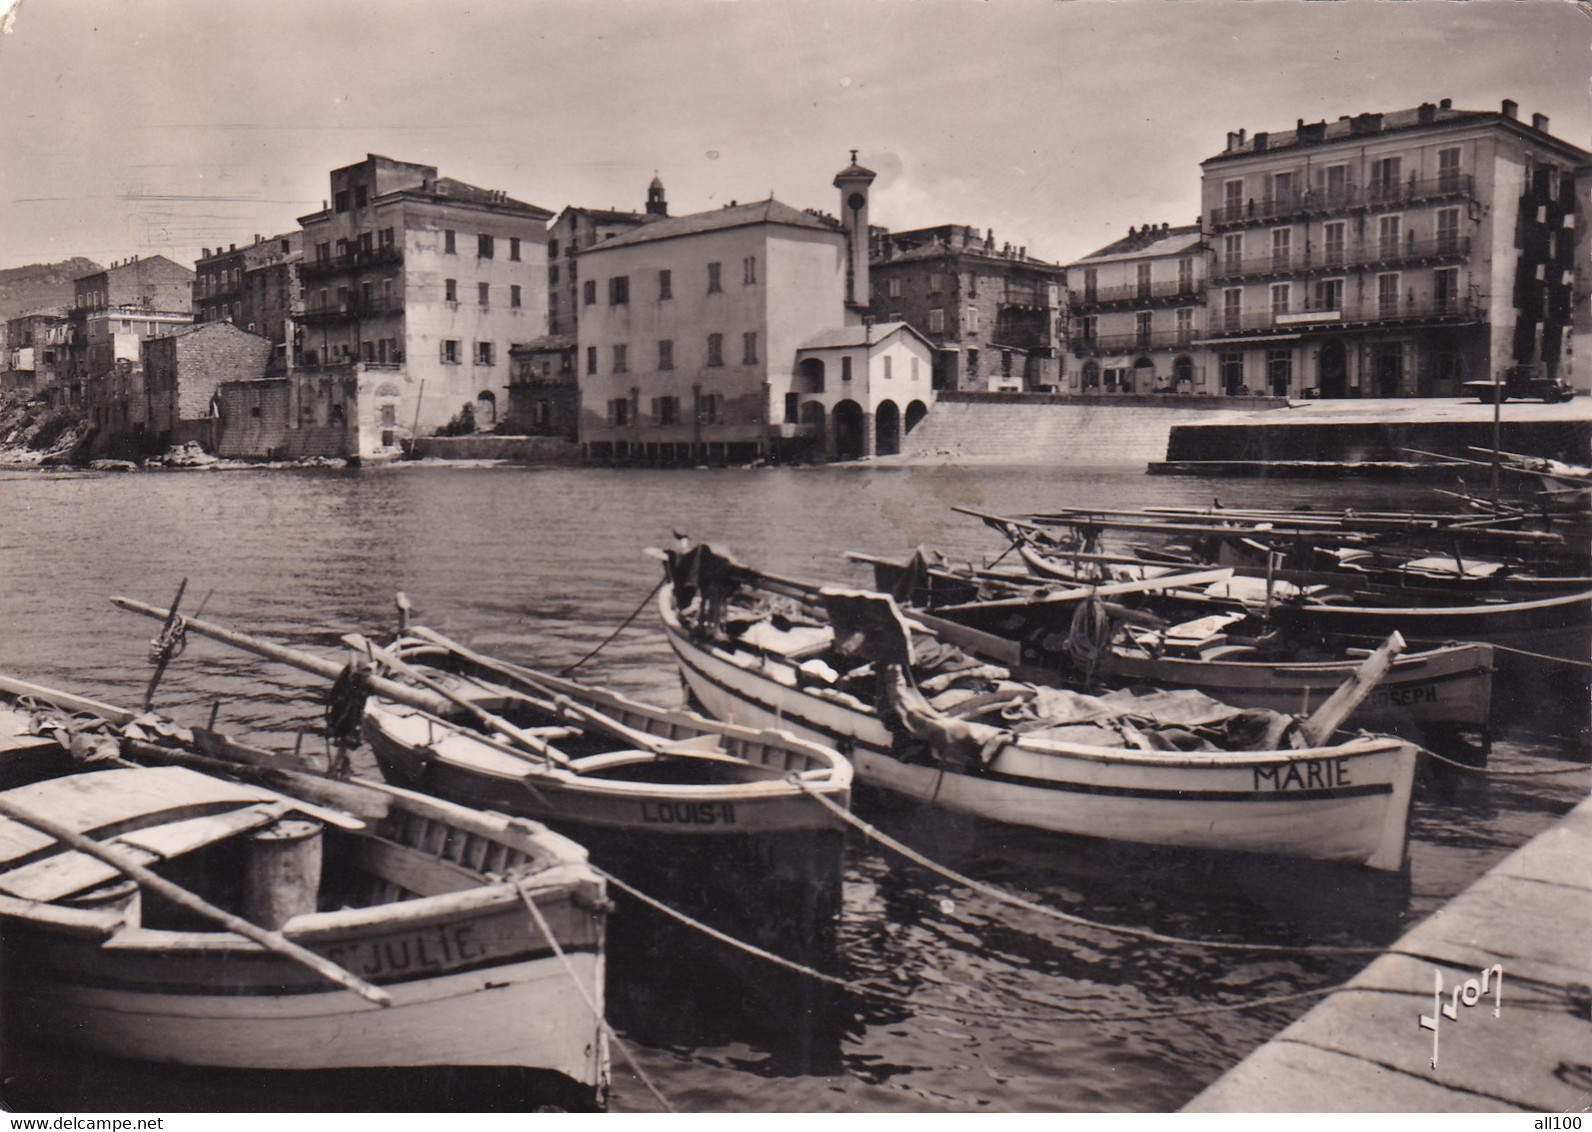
[194,231,303,373]
[1064,223,1206,394]
[295,154,553,450]
[869,225,1067,392]
[1198,98,1585,398]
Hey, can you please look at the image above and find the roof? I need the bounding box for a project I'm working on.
[1074,224,1203,265]
[584,198,841,252]
[1204,102,1591,164]
[797,321,931,352]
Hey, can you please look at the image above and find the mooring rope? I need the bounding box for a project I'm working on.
[559,576,666,676]
[595,866,1348,1025]
[1485,642,1592,670]
[515,879,674,1113]
[792,781,1385,957]
[1420,746,1591,777]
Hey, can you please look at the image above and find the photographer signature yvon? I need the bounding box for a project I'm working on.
[1417,962,1502,1069]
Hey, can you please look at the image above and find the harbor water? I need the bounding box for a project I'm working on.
[0,462,1586,1112]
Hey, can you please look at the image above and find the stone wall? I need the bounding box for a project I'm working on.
[410,434,582,463]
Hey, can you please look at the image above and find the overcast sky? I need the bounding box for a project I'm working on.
[0,0,1586,275]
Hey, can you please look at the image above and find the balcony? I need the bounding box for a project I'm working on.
[300,244,405,279]
[1069,278,1203,310]
[1209,235,1472,282]
[300,297,405,325]
[1202,294,1483,339]
[998,284,1056,310]
[1071,328,1200,356]
[1209,174,1475,228]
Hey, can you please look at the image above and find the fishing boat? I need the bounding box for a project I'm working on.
[110,597,853,970]
[846,549,1496,748]
[657,544,1420,872]
[0,674,610,1110]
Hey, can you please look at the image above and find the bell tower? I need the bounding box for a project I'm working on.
[834,150,877,311]
[646,173,668,218]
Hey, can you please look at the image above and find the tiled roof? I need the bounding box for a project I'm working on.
[401,177,554,219]
[577,207,647,225]
[585,198,841,252]
[1075,225,1203,264]
[797,321,920,351]
[1203,103,1587,163]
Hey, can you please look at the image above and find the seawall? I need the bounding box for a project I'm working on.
[409,435,582,463]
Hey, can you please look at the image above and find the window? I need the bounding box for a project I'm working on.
[548,293,559,332]
[888,276,902,299]
[609,276,629,305]
[380,227,394,248]
[1323,221,1346,265]
[1378,215,1402,259]
[608,397,629,426]
[1178,258,1194,292]
[1437,208,1461,253]
[478,234,494,259]
[1135,311,1153,346]
[929,272,944,293]
[510,237,521,261]
[1221,351,1245,395]
[883,355,894,380]
[658,340,674,370]
[1083,267,1098,301]
[1269,170,1294,204]
[912,357,920,382]
[361,340,375,363]
[442,339,460,364]
[587,346,597,375]
[548,239,559,258]
[1223,233,1242,271]
[354,185,368,208]
[1080,314,1098,343]
[652,396,680,425]
[1377,272,1400,315]
[1323,163,1350,204]
[928,308,944,332]
[1223,287,1243,330]
[445,278,458,303]
[742,332,758,365]
[359,231,373,255]
[334,191,349,213]
[699,393,722,425]
[707,263,721,293]
[744,257,757,285]
[1435,267,1460,313]
[477,341,494,366]
[383,278,394,307]
[1438,147,1462,191]
[1223,179,1243,216]
[658,269,672,300]
[1136,263,1152,299]
[1370,156,1402,198]
[1270,282,1291,316]
[841,356,853,382]
[706,333,724,366]
[967,348,979,377]
[1315,277,1344,313]
[1267,349,1292,396]
[612,344,628,373]
[583,280,596,305]
[1176,307,1193,343]
[479,283,490,307]
[445,230,456,255]
[966,306,980,334]
[1271,228,1291,268]
[549,265,560,286]
[316,242,330,262]
[511,284,522,308]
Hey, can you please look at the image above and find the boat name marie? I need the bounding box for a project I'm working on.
[325,924,486,979]
[1253,758,1351,792]
[639,800,737,825]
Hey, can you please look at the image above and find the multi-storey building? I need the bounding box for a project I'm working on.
[869,226,1066,393]
[579,156,910,462]
[193,231,303,373]
[510,186,662,436]
[294,154,553,447]
[1065,224,1207,394]
[2,310,72,401]
[1198,98,1585,398]
[70,255,195,438]
[143,322,273,449]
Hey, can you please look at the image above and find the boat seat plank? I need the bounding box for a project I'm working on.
[0,767,277,867]
[0,708,61,754]
[342,835,482,898]
[0,802,295,903]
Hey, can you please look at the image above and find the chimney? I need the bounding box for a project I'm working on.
[1226,131,1238,152]
[1253,131,1269,153]
[1502,99,1518,120]
[1418,102,1436,125]
[1440,98,1452,110]
[1532,112,1550,133]
[1237,128,1246,147]
[834,150,877,310]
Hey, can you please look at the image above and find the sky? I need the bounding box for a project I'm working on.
[0,0,1587,275]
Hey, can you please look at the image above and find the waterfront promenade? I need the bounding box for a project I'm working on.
[1186,788,1592,1113]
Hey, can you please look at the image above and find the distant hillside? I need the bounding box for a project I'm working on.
[0,257,102,324]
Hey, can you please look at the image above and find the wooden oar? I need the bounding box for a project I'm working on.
[1299,631,1407,746]
[111,597,452,716]
[341,634,574,768]
[0,673,139,726]
[0,792,392,1006]
[403,627,691,759]
[931,568,1235,615]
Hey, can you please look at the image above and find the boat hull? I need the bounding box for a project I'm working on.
[662,591,1417,872]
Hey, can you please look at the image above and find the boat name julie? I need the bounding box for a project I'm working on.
[639,800,737,826]
[1253,758,1351,792]
[325,923,486,979]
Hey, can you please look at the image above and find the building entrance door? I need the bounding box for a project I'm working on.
[1372,344,1402,397]
[1318,341,1347,398]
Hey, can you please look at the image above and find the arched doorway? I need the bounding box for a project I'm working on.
[1319,341,1347,398]
[475,390,497,429]
[1173,355,1194,392]
[797,357,826,393]
[832,400,865,460]
[904,400,928,433]
[875,400,901,456]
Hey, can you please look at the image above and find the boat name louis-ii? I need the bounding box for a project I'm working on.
[640,800,738,825]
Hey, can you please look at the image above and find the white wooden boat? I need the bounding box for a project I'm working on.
[658,545,1420,872]
[0,678,610,1109]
